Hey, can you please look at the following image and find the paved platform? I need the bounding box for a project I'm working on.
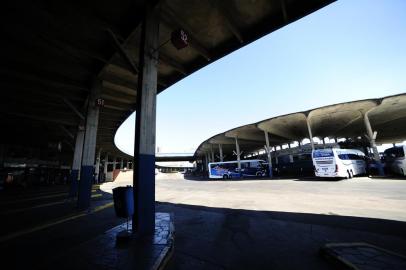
[43,212,174,270]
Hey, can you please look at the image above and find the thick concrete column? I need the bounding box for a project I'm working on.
[132,5,159,236]
[120,158,124,170]
[77,79,101,209]
[210,145,215,162]
[306,118,315,151]
[218,144,224,162]
[95,148,102,184]
[364,112,384,175]
[235,137,241,172]
[69,127,84,197]
[126,160,129,169]
[264,131,273,177]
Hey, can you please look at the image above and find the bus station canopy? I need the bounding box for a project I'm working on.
[0,0,334,163]
[194,94,406,158]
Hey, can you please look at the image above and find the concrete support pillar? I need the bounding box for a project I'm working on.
[77,79,101,209]
[95,149,102,184]
[322,138,326,145]
[218,144,223,162]
[126,160,130,169]
[235,137,241,172]
[306,118,315,151]
[132,5,159,236]
[69,127,84,197]
[264,131,273,177]
[104,153,109,176]
[210,145,215,162]
[364,112,384,175]
[120,158,124,170]
[113,157,117,170]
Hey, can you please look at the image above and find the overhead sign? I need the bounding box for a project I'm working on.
[171,29,188,50]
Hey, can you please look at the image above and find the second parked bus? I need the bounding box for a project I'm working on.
[312,148,366,179]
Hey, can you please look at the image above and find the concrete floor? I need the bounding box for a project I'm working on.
[102,172,406,269]
[104,171,406,222]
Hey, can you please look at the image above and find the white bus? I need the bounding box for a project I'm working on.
[208,159,268,179]
[312,148,366,178]
[383,145,406,176]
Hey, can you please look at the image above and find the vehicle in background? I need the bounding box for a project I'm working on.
[312,148,366,179]
[273,153,314,177]
[383,145,406,176]
[208,159,268,179]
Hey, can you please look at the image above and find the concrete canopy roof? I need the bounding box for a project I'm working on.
[195,94,406,158]
[1,0,334,162]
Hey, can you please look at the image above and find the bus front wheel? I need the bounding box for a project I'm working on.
[223,175,229,180]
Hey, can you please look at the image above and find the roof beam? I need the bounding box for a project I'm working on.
[0,68,88,92]
[106,28,139,74]
[58,125,75,139]
[101,93,134,104]
[63,98,85,120]
[213,1,243,43]
[103,81,137,96]
[159,52,188,75]
[2,111,77,126]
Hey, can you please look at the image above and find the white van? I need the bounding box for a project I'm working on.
[312,148,366,178]
[383,145,406,176]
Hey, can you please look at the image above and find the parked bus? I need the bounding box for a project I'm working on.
[208,159,267,179]
[312,148,366,178]
[383,145,406,176]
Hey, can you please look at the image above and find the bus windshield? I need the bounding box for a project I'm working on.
[313,149,334,158]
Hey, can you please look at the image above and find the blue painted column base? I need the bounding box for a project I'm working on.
[133,154,155,236]
[77,166,94,209]
[68,170,79,197]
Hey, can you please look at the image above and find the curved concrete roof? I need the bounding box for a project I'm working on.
[195,93,406,158]
[1,0,334,163]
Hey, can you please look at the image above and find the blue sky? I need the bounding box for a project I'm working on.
[115,0,406,155]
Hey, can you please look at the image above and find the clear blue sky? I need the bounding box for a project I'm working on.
[115,0,406,155]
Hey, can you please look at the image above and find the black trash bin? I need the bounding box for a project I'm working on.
[112,186,134,218]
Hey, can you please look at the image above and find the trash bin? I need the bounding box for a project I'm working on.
[112,186,134,218]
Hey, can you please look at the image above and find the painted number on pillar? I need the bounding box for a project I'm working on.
[96,98,105,107]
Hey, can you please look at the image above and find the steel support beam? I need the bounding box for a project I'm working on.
[77,79,101,209]
[132,5,159,236]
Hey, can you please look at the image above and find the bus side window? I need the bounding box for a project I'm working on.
[338,154,348,160]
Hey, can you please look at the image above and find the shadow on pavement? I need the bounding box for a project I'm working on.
[156,201,406,270]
